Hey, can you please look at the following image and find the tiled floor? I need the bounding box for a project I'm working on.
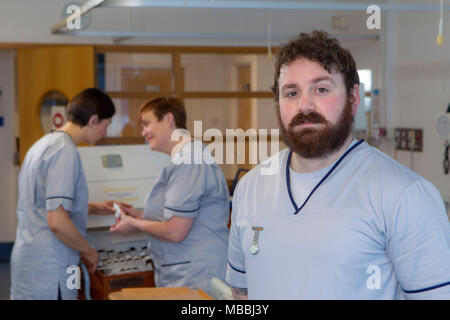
[0,262,10,300]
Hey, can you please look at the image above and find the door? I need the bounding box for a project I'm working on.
[17,46,95,162]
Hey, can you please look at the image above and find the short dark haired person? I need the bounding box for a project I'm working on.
[11,88,120,300]
[226,31,450,299]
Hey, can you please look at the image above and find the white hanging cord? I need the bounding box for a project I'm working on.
[437,0,444,45]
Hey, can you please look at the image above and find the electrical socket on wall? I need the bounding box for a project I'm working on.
[394,128,423,152]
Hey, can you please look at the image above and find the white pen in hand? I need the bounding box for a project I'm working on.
[113,203,122,220]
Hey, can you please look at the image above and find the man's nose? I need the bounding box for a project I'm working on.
[141,126,149,137]
[297,92,314,113]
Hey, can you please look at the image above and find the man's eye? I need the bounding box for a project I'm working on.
[316,87,329,93]
[286,91,297,97]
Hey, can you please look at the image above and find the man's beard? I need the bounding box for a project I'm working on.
[277,99,354,159]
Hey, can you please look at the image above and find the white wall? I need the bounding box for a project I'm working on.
[0,51,18,242]
[382,10,450,202]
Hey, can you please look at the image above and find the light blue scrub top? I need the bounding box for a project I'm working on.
[144,140,230,293]
[227,140,450,299]
[10,131,89,300]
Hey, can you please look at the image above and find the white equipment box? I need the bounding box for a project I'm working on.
[79,144,170,228]
[78,144,170,275]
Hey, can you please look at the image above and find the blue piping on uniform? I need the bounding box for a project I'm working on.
[161,261,191,267]
[46,196,73,200]
[228,261,246,274]
[164,206,199,213]
[403,281,450,294]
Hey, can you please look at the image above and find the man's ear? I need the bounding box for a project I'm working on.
[350,84,360,116]
[164,112,175,128]
[88,114,99,127]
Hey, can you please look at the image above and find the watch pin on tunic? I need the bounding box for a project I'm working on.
[249,226,264,255]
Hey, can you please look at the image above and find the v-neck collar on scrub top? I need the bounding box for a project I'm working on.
[286,139,364,215]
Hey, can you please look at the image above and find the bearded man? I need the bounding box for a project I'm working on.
[226,31,450,300]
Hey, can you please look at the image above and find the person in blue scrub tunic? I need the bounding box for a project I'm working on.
[110,97,230,294]
[226,31,450,300]
[10,88,118,300]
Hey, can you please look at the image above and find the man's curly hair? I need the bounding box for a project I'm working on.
[271,30,359,102]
